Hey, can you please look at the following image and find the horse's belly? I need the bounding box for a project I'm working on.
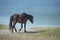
[17,19,24,23]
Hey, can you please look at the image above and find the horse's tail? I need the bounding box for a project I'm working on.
[9,16,13,30]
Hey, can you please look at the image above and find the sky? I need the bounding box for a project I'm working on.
[0,0,60,28]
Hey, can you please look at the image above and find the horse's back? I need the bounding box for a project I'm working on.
[10,13,28,23]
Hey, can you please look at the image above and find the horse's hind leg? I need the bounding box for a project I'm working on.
[11,22,17,33]
[19,23,23,31]
[11,26,14,33]
[13,23,17,32]
[14,26,17,32]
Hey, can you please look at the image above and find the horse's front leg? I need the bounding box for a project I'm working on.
[24,23,27,32]
[19,23,23,31]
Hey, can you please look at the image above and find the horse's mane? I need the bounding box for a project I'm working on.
[22,12,28,16]
[21,13,33,19]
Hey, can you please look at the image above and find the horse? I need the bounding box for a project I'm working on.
[9,13,33,33]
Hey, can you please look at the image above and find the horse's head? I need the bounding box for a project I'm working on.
[27,15,33,23]
[22,13,33,23]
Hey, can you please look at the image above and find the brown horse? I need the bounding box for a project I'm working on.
[9,13,33,33]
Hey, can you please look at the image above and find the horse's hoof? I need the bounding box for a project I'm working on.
[19,29,21,31]
[9,29,11,31]
[11,31,14,33]
[15,30,17,32]
[24,31,27,33]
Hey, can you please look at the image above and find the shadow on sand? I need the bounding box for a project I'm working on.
[17,30,47,34]
[26,30,47,33]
